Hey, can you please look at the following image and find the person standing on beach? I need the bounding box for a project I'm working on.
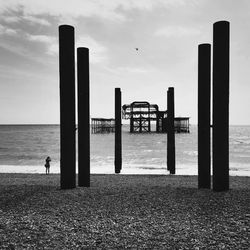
[45,156,51,175]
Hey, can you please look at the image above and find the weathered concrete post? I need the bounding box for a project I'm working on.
[77,47,90,187]
[198,44,211,189]
[213,21,230,191]
[115,88,122,173]
[167,87,175,174]
[59,25,76,189]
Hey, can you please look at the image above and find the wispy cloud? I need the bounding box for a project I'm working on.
[0,0,197,23]
[25,33,109,61]
[0,41,31,59]
[155,25,201,38]
[3,14,50,26]
[76,35,108,64]
[26,34,58,55]
[118,0,191,11]
[22,15,51,26]
[0,24,17,35]
[0,0,124,22]
[3,16,21,23]
[26,34,55,43]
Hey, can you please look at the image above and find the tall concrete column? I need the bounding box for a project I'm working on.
[198,43,211,189]
[77,47,90,187]
[59,25,76,189]
[115,88,122,173]
[212,21,230,191]
[167,87,175,174]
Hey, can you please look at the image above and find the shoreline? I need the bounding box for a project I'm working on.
[0,164,249,177]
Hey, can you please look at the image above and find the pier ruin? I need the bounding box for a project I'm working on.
[122,101,190,133]
[91,118,115,133]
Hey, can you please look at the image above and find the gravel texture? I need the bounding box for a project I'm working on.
[0,173,249,249]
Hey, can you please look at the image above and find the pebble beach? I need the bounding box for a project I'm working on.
[0,173,249,249]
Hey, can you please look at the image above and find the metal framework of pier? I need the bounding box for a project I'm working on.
[122,102,166,132]
[175,117,190,133]
[122,101,190,133]
[91,118,115,133]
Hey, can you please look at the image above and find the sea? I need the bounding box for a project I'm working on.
[0,124,249,176]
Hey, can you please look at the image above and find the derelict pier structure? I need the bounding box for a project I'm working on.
[91,118,115,133]
[122,101,166,133]
[122,101,189,133]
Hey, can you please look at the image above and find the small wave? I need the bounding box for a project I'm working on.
[138,166,166,170]
[142,149,153,152]
[183,151,198,156]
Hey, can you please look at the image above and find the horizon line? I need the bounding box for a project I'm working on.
[0,123,250,126]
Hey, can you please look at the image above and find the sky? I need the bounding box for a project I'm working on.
[0,0,249,125]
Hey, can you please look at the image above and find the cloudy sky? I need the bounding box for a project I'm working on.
[0,0,249,124]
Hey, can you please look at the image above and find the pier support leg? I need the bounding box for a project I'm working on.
[77,47,90,187]
[198,44,211,189]
[115,88,122,173]
[59,25,76,189]
[148,115,151,132]
[130,117,134,133]
[212,21,230,192]
[167,87,176,174]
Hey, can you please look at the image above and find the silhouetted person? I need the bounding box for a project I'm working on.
[45,156,51,175]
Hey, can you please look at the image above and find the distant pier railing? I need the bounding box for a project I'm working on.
[91,118,115,133]
[174,117,190,133]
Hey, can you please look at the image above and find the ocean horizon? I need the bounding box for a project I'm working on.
[0,124,249,176]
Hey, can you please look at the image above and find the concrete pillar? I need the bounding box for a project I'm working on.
[167,87,175,174]
[115,88,122,173]
[198,43,211,189]
[59,25,76,189]
[212,21,230,191]
[77,47,90,187]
